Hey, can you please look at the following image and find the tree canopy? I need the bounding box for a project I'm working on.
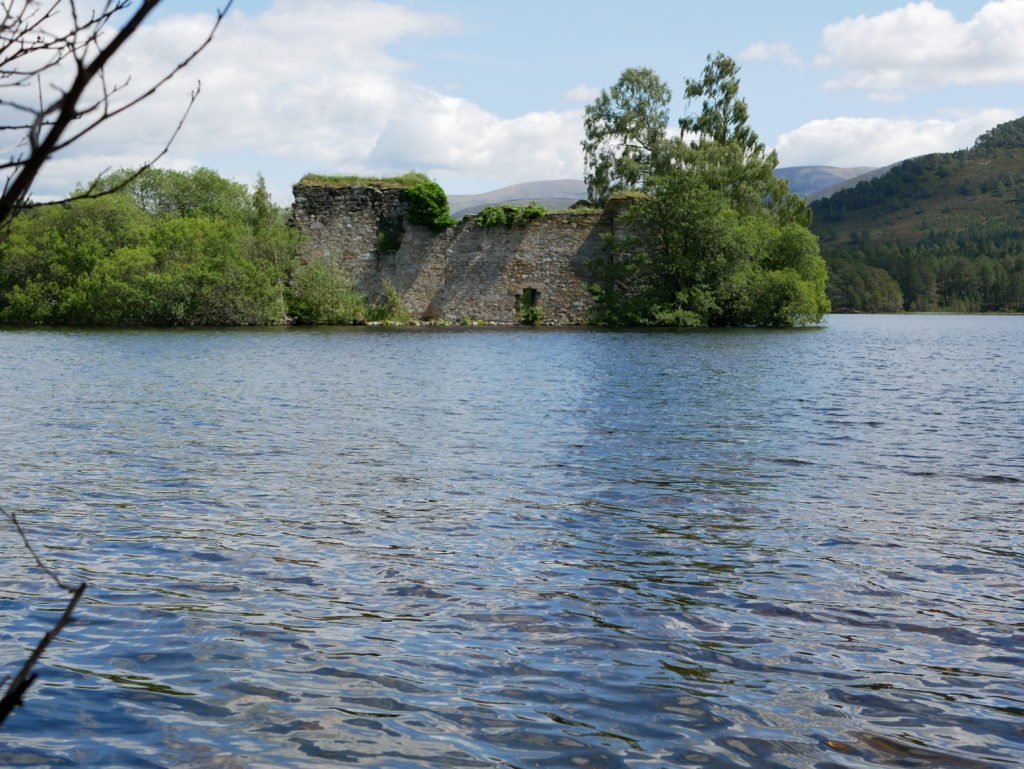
[0,166,420,327]
[587,54,829,327]
[0,168,292,326]
[581,67,672,205]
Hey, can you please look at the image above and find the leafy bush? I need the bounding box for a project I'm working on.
[287,261,365,324]
[376,227,402,254]
[407,179,455,232]
[366,279,410,323]
[476,202,547,227]
[520,304,543,325]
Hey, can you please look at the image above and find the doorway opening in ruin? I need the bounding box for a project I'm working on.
[517,287,542,325]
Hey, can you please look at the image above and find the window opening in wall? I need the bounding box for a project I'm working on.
[375,217,403,270]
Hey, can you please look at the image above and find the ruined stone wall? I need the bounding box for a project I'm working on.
[292,183,613,324]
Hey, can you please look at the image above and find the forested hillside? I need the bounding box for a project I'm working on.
[812,117,1024,312]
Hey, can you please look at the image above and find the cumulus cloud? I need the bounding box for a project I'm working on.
[739,42,802,67]
[774,109,1020,167]
[24,0,585,203]
[819,0,1024,91]
[370,91,583,186]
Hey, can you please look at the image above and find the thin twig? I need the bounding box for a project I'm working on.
[24,81,201,210]
[0,504,88,729]
[2,504,72,592]
[0,582,86,728]
[0,0,235,223]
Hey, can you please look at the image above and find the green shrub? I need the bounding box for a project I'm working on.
[475,202,547,227]
[377,227,402,254]
[287,261,365,324]
[366,279,410,323]
[520,304,543,325]
[407,179,456,232]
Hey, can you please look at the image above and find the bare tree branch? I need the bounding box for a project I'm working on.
[3,504,72,590]
[0,582,86,728]
[0,0,234,226]
[0,504,86,728]
[24,79,201,209]
[0,1,234,724]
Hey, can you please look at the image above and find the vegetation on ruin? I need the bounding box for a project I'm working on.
[406,178,457,232]
[297,172,455,232]
[475,202,547,227]
[519,301,544,325]
[296,172,431,189]
[584,54,829,327]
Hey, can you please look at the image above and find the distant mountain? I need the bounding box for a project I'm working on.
[811,115,1024,313]
[806,165,896,201]
[448,180,587,219]
[775,165,878,198]
[449,169,878,217]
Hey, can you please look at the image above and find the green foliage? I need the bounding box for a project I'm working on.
[475,202,547,227]
[518,287,543,325]
[296,172,430,189]
[567,201,603,214]
[366,279,410,323]
[407,178,456,232]
[0,167,295,326]
[590,56,828,327]
[519,304,543,325]
[973,117,1024,152]
[582,67,672,205]
[287,261,365,324]
[826,257,905,312]
[251,173,299,271]
[94,167,253,220]
[680,52,764,156]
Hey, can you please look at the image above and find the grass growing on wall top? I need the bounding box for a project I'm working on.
[297,172,431,189]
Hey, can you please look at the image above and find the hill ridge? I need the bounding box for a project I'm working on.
[811,114,1024,313]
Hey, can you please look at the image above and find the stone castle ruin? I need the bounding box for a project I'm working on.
[291,181,621,324]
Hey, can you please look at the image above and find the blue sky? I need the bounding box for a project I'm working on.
[25,0,1024,203]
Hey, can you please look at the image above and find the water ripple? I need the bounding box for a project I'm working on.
[1,317,1022,767]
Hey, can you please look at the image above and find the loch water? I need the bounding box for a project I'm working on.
[0,314,1022,769]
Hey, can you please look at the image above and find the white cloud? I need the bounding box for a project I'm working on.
[23,0,585,204]
[565,84,600,102]
[739,42,802,67]
[370,92,583,186]
[819,0,1024,91]
[775,109,1019,167]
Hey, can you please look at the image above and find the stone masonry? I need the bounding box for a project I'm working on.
[291,182,615,324]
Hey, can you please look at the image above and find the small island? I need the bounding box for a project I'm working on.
[0,54,834,328]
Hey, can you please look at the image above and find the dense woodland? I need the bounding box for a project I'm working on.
[0,168,408,326]
[813,118,1024,312]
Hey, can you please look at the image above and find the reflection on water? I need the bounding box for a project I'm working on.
[0,316,1022,768]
